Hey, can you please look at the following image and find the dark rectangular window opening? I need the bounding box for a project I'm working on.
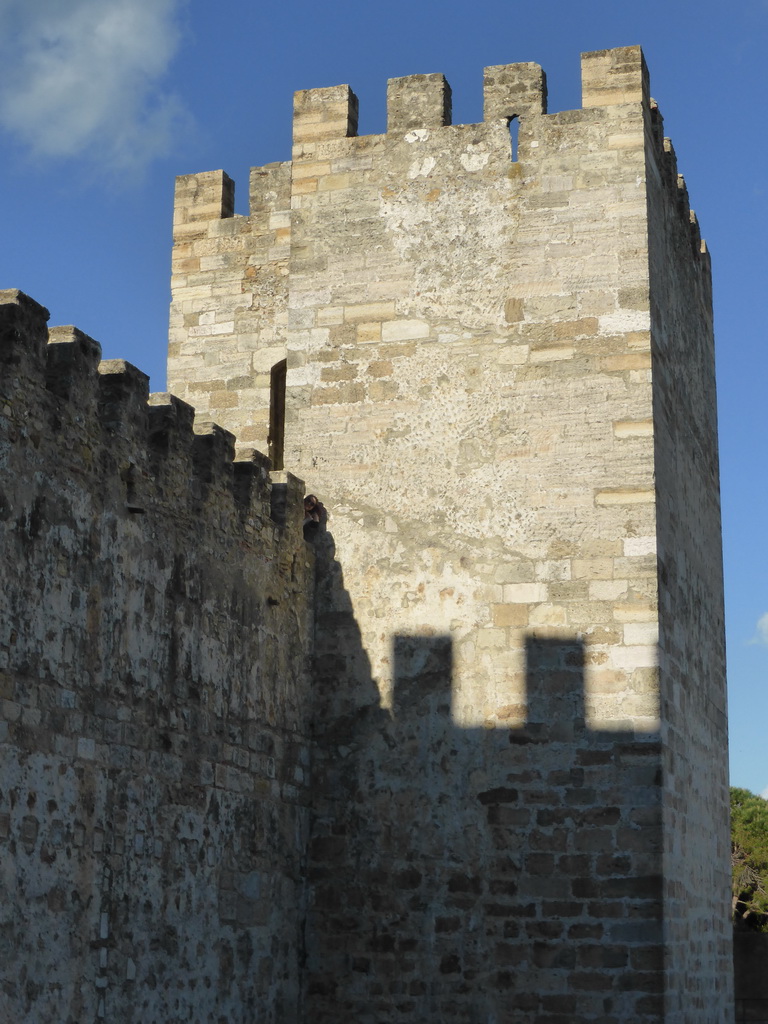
[509,116,519,162]
[268,358,287,471]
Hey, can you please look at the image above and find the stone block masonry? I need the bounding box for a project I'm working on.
[0,291,314,1023]
[0,44,732,1024]
[168,45,732,1022]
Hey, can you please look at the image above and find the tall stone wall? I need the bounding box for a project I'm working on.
[161,45,729,1023]
[0,292,314,1024]
[169,162,292,458]
[644,107,732,1016]
[289,51,669,1024]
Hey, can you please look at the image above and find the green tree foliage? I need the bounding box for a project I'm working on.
[731,787,768,931]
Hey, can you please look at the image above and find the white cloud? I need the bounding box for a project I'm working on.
[751,612,768,646]
[0,0,190,173]
[761,786,768,801]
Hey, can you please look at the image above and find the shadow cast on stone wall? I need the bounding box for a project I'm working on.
[305,530,664,1024]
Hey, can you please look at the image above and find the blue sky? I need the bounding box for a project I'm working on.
[0,0,765,795]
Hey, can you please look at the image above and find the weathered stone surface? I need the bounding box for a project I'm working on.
[167,45,731,1024]
[0,291,313,1023]
[0,45,732,1024]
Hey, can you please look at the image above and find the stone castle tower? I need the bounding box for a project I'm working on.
[168,44,731,1021]
[0,45,731,1023]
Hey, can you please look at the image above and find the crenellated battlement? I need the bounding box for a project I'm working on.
[483,61,547,120]
[169,45,708,348]
[289,45,645,148]
[168,46,710,466]
[0,290,304,535]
